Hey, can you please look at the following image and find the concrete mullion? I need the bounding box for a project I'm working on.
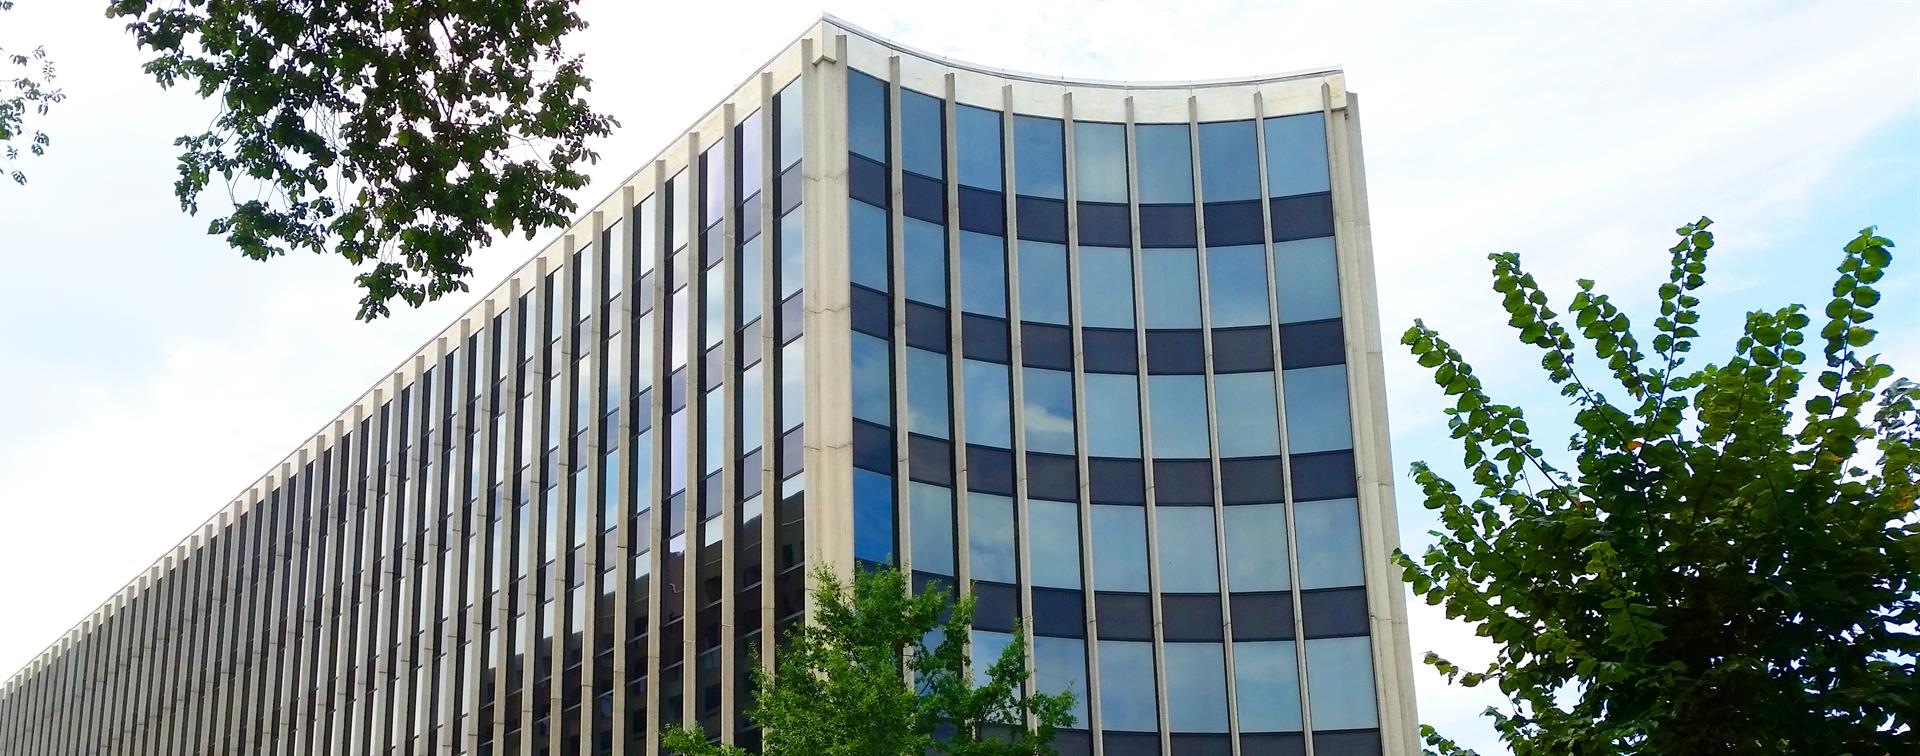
[259,468,294,756]
[799,32,856,595]
[456,313,490,756]
[298,436,336,756]
[274,455,306,755]
[680,134,703,732]
[999,82,1040,700]
[644,161,670,756]
[401,352,433,754]
[370,376,404,756]
[518,261,544,756]
[247,480,283,756]
[1059,90,1108,750]
[329,413,362,756]
[492,287,523,756]
[212,506,241,755]
[607,184,639,756]
[154,548,186,756]
[885,55,912,586]
[354,394,389,756]
[581,210,607,756]
[550,235,576,756]
[941,71,973,608]
[718,101,741,744]
[755,73,780,687]
[432,331,461,756]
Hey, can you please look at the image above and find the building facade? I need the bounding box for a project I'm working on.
[0,17,1415,756]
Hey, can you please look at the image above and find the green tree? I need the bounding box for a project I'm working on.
[102,0,617,319]
[1400,219,1918,754]
[1,1,65,185]
[662,566,1076,756]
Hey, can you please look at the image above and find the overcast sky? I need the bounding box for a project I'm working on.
[2,1,1916,751]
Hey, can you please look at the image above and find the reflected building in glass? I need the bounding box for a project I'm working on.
[0,17,1415,756]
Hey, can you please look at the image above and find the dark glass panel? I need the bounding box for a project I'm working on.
[1231,592,1296,641]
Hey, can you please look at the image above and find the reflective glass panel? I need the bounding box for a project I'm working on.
[968,492,1018,584]
[956,104,1003,191]
[1214,371,1280,457]
[963,359,1012,448]
[1156,506,1219,593]
[1096,640,1159,731]
[1149,374,1209,459]
[1078,246,1135,329]
[1135,123,1193,204]
[1017,240,1070,325]
[1282,365,1351,453]
[848,70,888,163]
[971,629,1015,688]
[1142,248,1202,329]
[901,88,944,179]
[1013,115,1065,199]
[1034,635,1090,723]
[853,469,895,564]
[1073,121,1128,204]
[1090,505,1149,592]
[852,332,892,426]
[904,216,948,307]
[959,231,1008,317]
[850,200,890,292]
[1274,236,1341,324]
[780,338,804,431]
[1022,367,1076,455]
[1224,503,1290,592]
[779,209,804,300]
[906,347,951,440]
[1164,642,1229,732]
[1084,373,1142,458]
[777,79,803,170]
[1264,112,1330,198]
[1198,119,1260,203]
[909,482,955,576]
[1206,244,1270,328]
[740,363,765,454]
[1028,498,1082,589]
[1294,498,1363,590]
[1306,636,1378,730]
[1235,641,1303,732]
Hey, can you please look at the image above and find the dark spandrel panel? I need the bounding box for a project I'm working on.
[637,272,656,315]
[1220,456,1286,504]
[1103,730,1162,756]
[1031,587,1086,638]
[634,389,654,432]
[913,571,956,599]
[1240,733,1308,756]
[966,444,1017,496]
[1026,452,1079,502]
[1153,460,1214,505]
[739,193,762,241]
[1089,458,1146,504]
[1145,329,1206,375]
[1138,203,1198,248]
[903,172,946,223]
[961,314,1013,363]
[740,449,764,499]
[1290,451,1357,501]
[1051,730,1094,756]
[704,224,726,268]
[702,472,724,518]
[1020,322,1074,370]
[703,347,723,390]
[853,420,893,474]
[1170,733,1234,756]
[1015,195,1068,244]
[1094,591,1155,641]
[849,154,889,208]
[780,426,805,479]
[973,581,1020,632]
[907,434,954,487]
[1077,202,1132,247]
[1301,588,1369,639]
[1082,328,1139,373]
[851,285,891,338]
[739,319,763,368]
[1270,193,1335,242]
[1202,200,1265,247]
[958,186,1006,234]
[670,368,688,412]
[1279,319,1346,369]
[1311,730,1383,756]
[1212,326,1276,373]
[778,165,803,214]
[1231,592,1295,641]
[780,294,803,344]
[1161,594,1225,641]
[905,301,950,352]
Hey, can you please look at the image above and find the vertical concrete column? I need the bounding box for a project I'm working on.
[608,183,639,756]
[801,32,856,595]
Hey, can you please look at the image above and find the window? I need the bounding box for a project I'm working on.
[638,194,659,275]
[1033,636,1089,723]
[669,287,690,369]
[955,104,1003,191]
[780,339,804,431]
[1090,505,1149,592]
[1295,498,1364,590]
[959,231,1008,317]
[968,492,1018,584]
[1022,367,1075,456]
[1148,375,1209,459]
[1214,372,1280,457]
[971,630,1015,687]
[777,79,803,171]
[1028,499,1081,589]
[1305,636,1378,730]
[847,70,888,163]
[1282,365,1351,453]
[962,359,1012,448]
[850,200,890,292]
[906,347,951,440]
[1073,121,1127,203]
[703,266,725,347]
[1224,503,1290,592]
[901,88,944,179]
[739,235,763,324]
[778,210,804,300]
[1264,113,1330,198]
[1083,373,1141,458]
[853,469,895,564]
[1198,120,1260,203]
[1274,236,1340,324]
[909,482,955,576]
[1235,641,1303,732]
[1156,506,1219,593]
[1135,123,1193,204]
[1206,244,1270,328]
[1012,115,1064,199]
[852,332,892,426]
[1142,248,1202,329]
[1096,640,1158,732]
[1164,643,1229,732]
[740,364,765,454]
[904,217,948,307]
[1017,241,1070,325]
[738,109,765,200]
[668,408,688,494]
[1078,245,1135,329]
[668,169,690,250]
[703,387,723,474]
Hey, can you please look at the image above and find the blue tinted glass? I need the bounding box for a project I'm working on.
[853,469,896,564]
[1206,244,1270,327]
[906,347,950,440]
[1306,637,1378,730]
[1097,640,1159,731]
[1034,635,1089,723]
[780,338,804,431]
[777,79,803,170]
[1091,504,1149,592]
[963,359,1012,448]
[1084,373,1141,458]
[1165,642,1229,732]
[850,200,889,292]
[1156,506,1219,592]
[1295,498,1363,590]
[704,264,725,347]
[741,363,765,454]
[959,231,1008,317]
[704,388,724,473]
[852,332,892,426]
[668,408,688,493]
[739,109,764,200]
[1275,237,1340,323]
[1078,246,1135,329]
[1149,374,1209,459]
[1215,371,1280,457]
[635,314,655,392]
[1264,112,1330,198]
[1235,641,1303,732]
[1142,248,1202,329]
[632,429,654,508]
[1073,121,1128,203]
[778,209,804,300]
[1017,240,1070,325]
[739,235,764,324]
[1022,367,1076,455]
[1199,120,1260,203]
[1224,503,1290,592]
[848,70,888,163]
[968,492,1018,584]
[971,629,1014,687]
[1028,498,1082,589]
[904,217,948,306]
[909,482,955,576]
[1136,123,1194,204]
[956,104,1003,191]
[901,88,944,178]
[1013,115,1065,199]
[1282,365,1351,453]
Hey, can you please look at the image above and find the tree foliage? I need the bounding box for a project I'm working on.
[662,566,1076,756]
[1,1,65,185]
[105,0,617,319]
[1400,219,1918,753]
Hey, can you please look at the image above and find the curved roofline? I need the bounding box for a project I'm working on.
[822,13,1342,89]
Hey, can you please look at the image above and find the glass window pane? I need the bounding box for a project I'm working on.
[638,195,659,275]
[956,104,1003,191]
[704,387,723,474]
[1282,365,1351,454]
[1078,246,1135,329]
[668,169,689,251]
[1264,112,1330,198]
[1165,642,1229,732]
[1224,503,1290,592]
[668,408,688,494]
[1215,371,1280,457]
[778,209,804,300]
[906,347,950,440]
[738,109,764,200]
[909,482,955,577]
[1206,244,1270,328]
[1084,373,1141,458]
[780,338,804,431]
[777,79,803,170]
[1142,248,1202,329]
[1136,123,1193,204]
[854,468,895,564]
[971,630,1014,688]
[848,70,888,163]
[901,88,944,179]
[1306,636,1378,730]
[669,286,689,369]
[1198,120,1259,203]
[1013,115,1064,199]
[852,332,892,426]
[1294,498,1363,590]
[1235,641,1303,732]
[1017,240,1070,325]
[1091,505,1149,592]
[703,266,725,347]
[1022,367,1076,456]
[1034,636,1089,724]
[959,231,1008,317]
[904,217,948,306]
[1275,237,1340,324]
[1028,499,1081,590]
[1096,640,1158,732]
[1073,121,1127,204]
[850,200,890,292]
[963,359,1012,448]
[968,492,1018,584]
[1149,374,1209,459]
[1156,506,1219,593]
[739,235,764,324]
[741,363,765,454]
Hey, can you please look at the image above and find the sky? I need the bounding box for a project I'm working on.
[1,1,1916,751]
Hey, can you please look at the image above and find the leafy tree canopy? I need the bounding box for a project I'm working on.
[663,566,1076,756]
[1402,219,1918,754]
[1,1,65,185]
